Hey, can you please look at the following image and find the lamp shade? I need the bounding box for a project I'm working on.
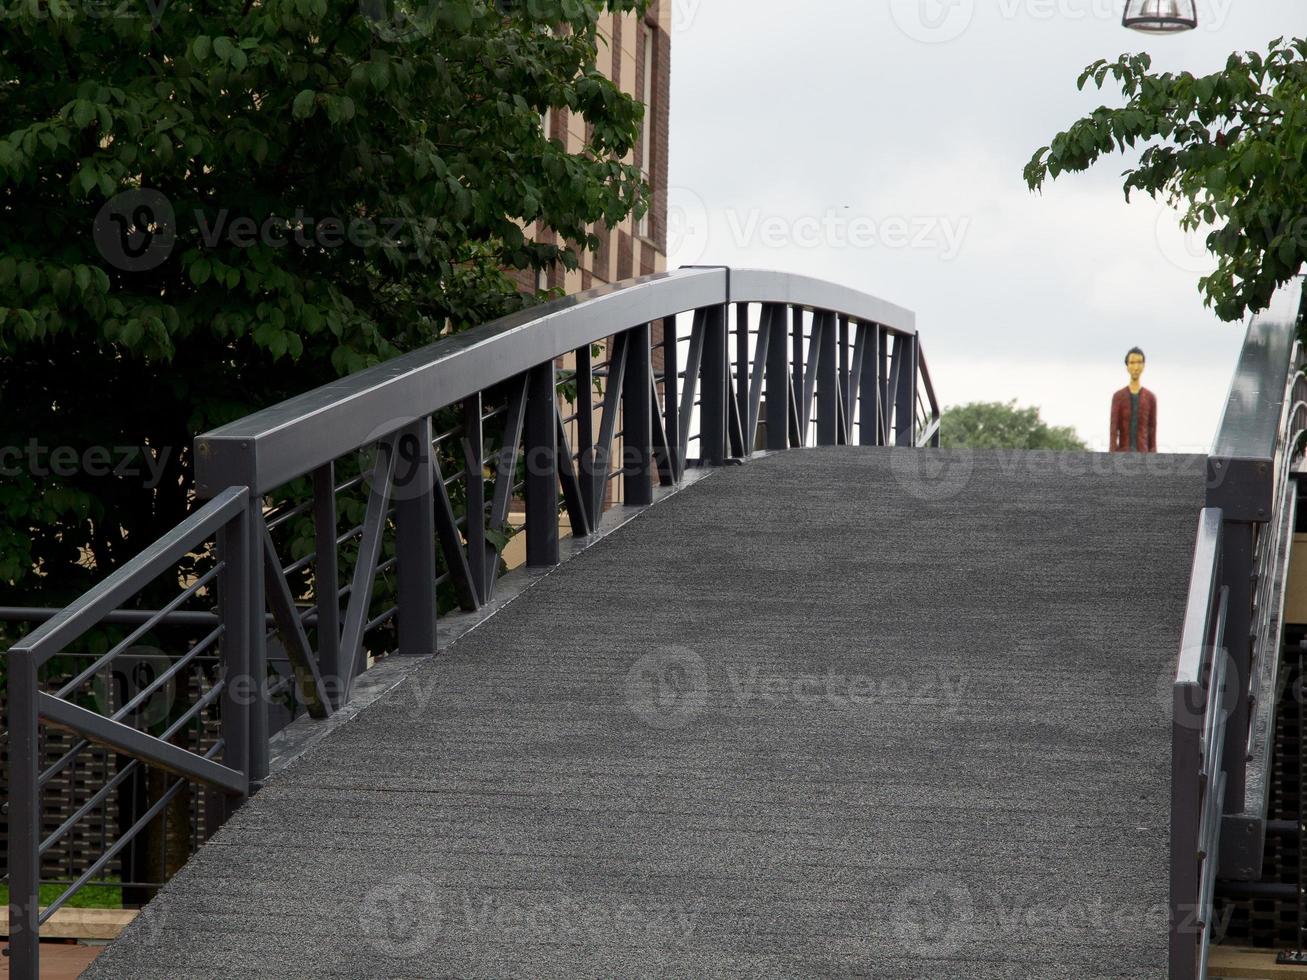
[1122,0,1198,33]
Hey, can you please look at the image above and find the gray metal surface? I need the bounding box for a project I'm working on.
[1207,278,1302,520]
[192,268,925,496]
[85,448,1204,979]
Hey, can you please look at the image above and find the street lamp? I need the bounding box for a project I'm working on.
[1122,0,1198,33]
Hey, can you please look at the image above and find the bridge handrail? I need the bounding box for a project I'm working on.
[3,487,252,977]
[1170,507,1229,980]
[1210,285,1307,861]
[1171,277,1307,980]
[193,267,921,496]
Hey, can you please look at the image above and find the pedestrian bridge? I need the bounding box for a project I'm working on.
[4,269,1306,979]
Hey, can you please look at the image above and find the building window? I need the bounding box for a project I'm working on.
[637,29,654,239]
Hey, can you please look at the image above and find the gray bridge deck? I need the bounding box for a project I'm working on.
[86,448,1206,979]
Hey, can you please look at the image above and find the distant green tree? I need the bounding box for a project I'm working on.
[940,401,1088,450]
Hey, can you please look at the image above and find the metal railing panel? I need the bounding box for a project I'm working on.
[1171,508,1225,980]
[195,269,728,495]
[10,487,247,669]
[4,485,253,980]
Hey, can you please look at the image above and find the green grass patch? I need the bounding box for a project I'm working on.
[0,881,123,909]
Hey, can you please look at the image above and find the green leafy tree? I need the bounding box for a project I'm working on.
[1024,38,1307,322]
[940,401,1087,451]
[0,0,648,609]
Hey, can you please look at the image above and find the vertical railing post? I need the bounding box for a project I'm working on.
[463,395,487,604]
[817,311,838,447]
[311,464,341,707]
[791,306,804,407]
[623,324,654,507]
[838,315,851,441]
[735,302,750,449]
[765,304,790,451]
[1171,679,1203,980]
[525,359,560,566]
[1220,521,1254,810]
[858,324,879,447]
[894,333,918,447]
[7,651,40,980]
[879,327,892,445]
[661,316,682,481]
[217,504,251,813]
[701,304,729,465]
[394,418,438,657]
[245,495,269,786]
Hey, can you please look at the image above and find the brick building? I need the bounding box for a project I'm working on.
[515,1,671,294]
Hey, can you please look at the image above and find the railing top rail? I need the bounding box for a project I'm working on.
[194,267,920,496]
[727,268,916,333]
[7,486,247,668]
[1175,507,1223,688]
[1211,277,1303,464]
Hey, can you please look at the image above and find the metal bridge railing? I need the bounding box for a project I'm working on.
[3,267,940,980]
[3,487,252,975]
[1171,277,1307,980]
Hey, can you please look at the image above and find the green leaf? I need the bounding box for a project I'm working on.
[292,89,317,120]
[189,258,212,285]
[212,36,235,63]
[72,100,96,129]
[77,163,99,194]
[192,36,211,61]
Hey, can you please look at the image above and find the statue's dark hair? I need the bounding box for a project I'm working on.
[1125,347,1146,365]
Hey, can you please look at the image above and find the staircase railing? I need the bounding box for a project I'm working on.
[3,267,940,980]
[1170,277,1307,980]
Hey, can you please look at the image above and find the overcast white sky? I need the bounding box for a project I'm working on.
[666,0,1298,452]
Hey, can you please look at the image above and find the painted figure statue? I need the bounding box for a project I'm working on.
[1110,347,1157,453]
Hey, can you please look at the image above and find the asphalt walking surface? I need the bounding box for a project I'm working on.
[85,447,1206,979]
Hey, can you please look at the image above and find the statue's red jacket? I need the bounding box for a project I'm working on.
[1110,386,1157,453]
